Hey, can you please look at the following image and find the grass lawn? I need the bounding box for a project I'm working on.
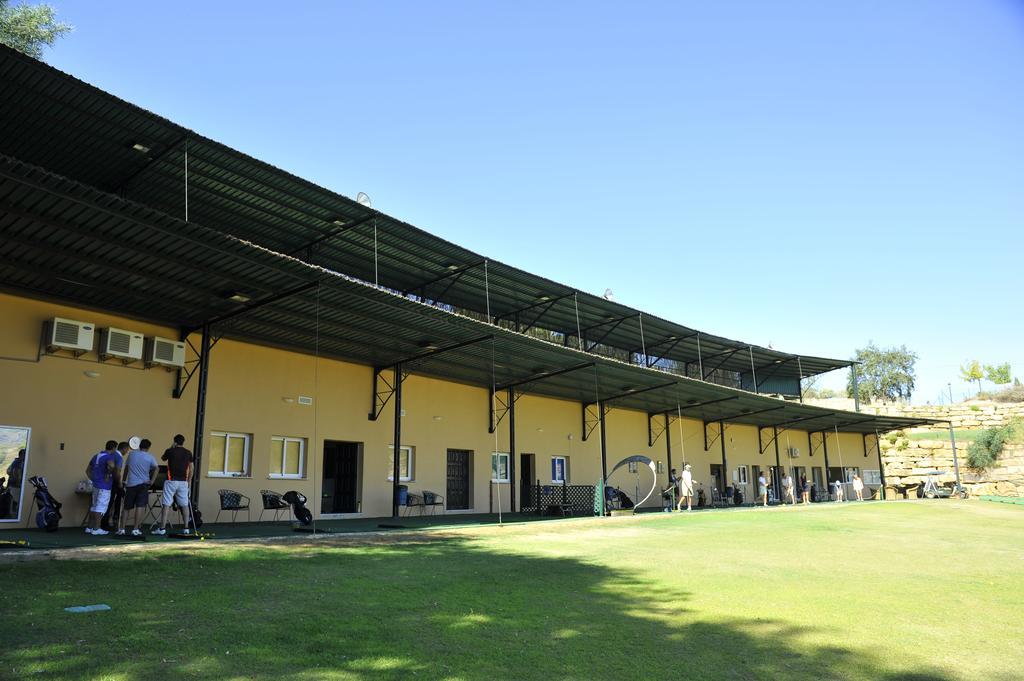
[904,429,980,442]
[2,502,1023,680]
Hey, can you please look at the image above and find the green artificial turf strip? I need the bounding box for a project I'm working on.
[1,502,1022,680]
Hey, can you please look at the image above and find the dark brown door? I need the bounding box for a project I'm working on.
[322,441,360,514]
[446,449,472,510]
[520,453,535,509]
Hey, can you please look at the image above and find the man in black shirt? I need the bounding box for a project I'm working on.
[154,434,194,535]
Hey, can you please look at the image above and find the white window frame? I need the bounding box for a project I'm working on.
[735,466,748,485]
[844,466,860,483]
[551,456,568,484]
[208,431,251,478]
[387,445,414,482]
[270,436,305,480]
[491,452,510,483]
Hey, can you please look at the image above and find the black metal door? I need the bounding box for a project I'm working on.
[335,443,359,513]
[447,449,471,510]
[322,441,360,514]
[520,453,534,509]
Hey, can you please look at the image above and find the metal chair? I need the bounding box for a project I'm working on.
[422,490,445,515]
[258,489,289,521]
[215,489,251,523]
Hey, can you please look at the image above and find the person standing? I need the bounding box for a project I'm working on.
[758,470,768,507]
[5,449,25,515]
[154,434,194,535]
[800,474,810,505]
[663,468,678,512]
[678,464,694,511]
[85,440,123,535]
[833,477,845,502]
[852,474,865,501]
[782,471,796,505]
[106,441,131,532]
[118,439,159,536]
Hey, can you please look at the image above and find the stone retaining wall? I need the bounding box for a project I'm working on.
[880,439,1024,498]
[868,401,1024,433]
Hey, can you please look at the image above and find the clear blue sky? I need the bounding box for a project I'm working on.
[42,1,1024,404]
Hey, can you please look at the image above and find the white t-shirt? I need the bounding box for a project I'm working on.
[758,475,767,488]
[681,469,693,491]
[783,475,793,489]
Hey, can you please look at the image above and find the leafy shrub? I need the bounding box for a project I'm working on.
[969,405,981,412]
[966,420,1020,471]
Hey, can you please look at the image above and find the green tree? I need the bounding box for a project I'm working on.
[846,343,917,403]
[984,362,1012,386]
[0,1,71,59]
[960,360,984,395]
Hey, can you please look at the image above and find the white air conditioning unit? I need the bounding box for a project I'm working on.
[99,327,144,363]
[144,336,185,369]
[787,447,800,458]
[44,317,95,356]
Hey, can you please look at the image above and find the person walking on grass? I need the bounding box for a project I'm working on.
[85,440,122,535]
[117,439,158,536]
[782,471,796,505]
[678,464,694,511]
[154,434,193,536]
[800,474,810,505]
[758,470,768,507]
[852,474,865,501]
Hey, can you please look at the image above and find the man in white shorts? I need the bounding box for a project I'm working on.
[154,434,194,535]
[85,440,122,535]
[782,471,796,505]
[678,463,694,511]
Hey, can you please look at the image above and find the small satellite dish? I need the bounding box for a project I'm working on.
[356,192,372,208]
[602,288,615,302]
[128,435,142,450]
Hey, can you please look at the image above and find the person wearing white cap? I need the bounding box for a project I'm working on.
[678,463,694,511]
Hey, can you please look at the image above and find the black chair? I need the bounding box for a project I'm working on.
[215,489,251,523]
[422,490,445,515]
[259,489,289,522]
[401,492,425,517]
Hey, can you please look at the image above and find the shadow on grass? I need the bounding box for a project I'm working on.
[0,535,957,681]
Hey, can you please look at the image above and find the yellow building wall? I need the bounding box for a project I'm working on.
[0,292,873,529]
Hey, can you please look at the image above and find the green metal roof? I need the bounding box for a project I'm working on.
[0,152,931,436]
[0,44,853,391]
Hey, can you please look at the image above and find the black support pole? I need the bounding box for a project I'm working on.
[875,431,887,500]
[822,431,831,494]
[719,420,728,487]
[508,387,517,513]
[664,413,673,478]
[599,403,608,483]
[851,364,861,412]
[772,425,782,501]
[391,362,403,518]
[190,323,211,501]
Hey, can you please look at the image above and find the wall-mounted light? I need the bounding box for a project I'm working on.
[432,416,443,422]
[536,428,544,433]
[130,142,150,153]
[83,370,101,378]
[282,397,296,404]
[224,291,251,303]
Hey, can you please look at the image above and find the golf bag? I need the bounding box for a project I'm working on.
[282,490,312,525]
[28,476,62,532]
